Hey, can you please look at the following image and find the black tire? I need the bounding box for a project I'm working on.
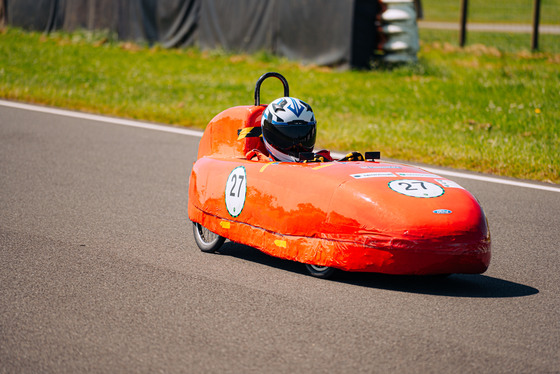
[305,264,336,279]
[192,222,225,253]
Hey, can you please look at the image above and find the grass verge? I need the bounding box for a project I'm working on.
[1,27,558,184]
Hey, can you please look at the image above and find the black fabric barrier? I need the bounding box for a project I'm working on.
[6,0,55,31]
[4,0,416,68]
[1,0,7,28]
[6,0,198,46]
[276,0,354,67]
[351,0,380,68]
[117,0,197,47]
[156,0,199,48]
[199,0,274,53]
[61,0,119,33]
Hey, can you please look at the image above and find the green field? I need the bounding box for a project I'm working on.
[0,28,559,183]
[421,0,560,24]
[420,0,560,53]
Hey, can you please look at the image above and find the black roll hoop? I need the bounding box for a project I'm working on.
[254,72,290,106]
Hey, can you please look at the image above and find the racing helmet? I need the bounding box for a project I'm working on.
[261,97,317,162]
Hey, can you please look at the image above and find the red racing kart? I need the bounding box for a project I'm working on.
[188,72,491,278]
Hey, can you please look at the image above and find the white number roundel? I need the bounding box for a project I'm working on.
[225,166,247,217]
[388,179,444,198]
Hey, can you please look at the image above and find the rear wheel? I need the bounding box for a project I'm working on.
[305,264,336,279]
[192,222,225,253]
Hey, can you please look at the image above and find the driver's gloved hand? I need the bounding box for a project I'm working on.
[337,151,364,161]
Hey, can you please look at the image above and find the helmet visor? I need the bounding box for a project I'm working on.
[262,122,316,157]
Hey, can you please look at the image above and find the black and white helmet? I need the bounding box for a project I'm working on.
[261,97,317,162]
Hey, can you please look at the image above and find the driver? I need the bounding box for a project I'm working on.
[259,96,333,162]
[248,96,363,163]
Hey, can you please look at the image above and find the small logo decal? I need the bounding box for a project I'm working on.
[287,98,305,117]
[435,179,464,189]
[433,209,453,214]
[351,172,396,179]
[396,172,440,178]
[360,165,402,170]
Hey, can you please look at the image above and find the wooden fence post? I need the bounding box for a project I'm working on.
[532,0,541,51]
[459,0,468,47]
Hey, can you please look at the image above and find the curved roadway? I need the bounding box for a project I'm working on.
[1,103,559,373]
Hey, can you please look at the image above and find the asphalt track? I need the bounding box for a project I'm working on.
[1,103,559,373]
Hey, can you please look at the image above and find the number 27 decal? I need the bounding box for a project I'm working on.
[398,181,427,191]
[225,166,247,217]
[229,174,245,197]
[388,179,444,198]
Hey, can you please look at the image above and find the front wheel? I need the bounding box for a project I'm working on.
[192,222,225,253]
[305,264,336,279]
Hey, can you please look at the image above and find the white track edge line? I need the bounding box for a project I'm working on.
[2,99,559,193]
[0,100,203,137]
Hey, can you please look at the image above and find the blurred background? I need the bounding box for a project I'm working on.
[2,0,558,69]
